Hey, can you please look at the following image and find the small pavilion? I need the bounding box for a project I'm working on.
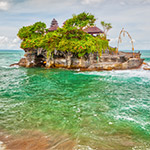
[48,18,59,32]
[83,26,104,36]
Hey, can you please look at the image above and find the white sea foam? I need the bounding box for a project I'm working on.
[1,65,20,69]
[76,68,150,82]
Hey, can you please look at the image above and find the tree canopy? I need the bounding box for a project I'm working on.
[17,12,112,57]
[17,22,46,40]
[64,12,96,29]
[40,27,108,57]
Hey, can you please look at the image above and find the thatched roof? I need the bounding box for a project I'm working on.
[84,26,104,34]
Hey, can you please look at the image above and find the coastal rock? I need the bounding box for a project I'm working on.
[10,63,19,67]
[13,49,144,71]
[143,67,150,70]
[143,64,150,70]
[123,58,144,69]
[18,58,27,67]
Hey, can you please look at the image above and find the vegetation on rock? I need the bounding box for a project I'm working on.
[18,12,113,57]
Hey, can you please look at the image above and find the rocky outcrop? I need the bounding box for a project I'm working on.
[143,63,150,70]
[14,49,144,71]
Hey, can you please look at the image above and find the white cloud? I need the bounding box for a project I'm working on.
[120,1,126,6]
[118,0,150,5]
[81,0,104,4]
[81,0,150,5]
[0,36,21,50]
[0,36,8,44]
[0,1,10,11]
[142,0,150,4]
[14,0,77,13]
[110,38,118,44]
[12,37,20,44]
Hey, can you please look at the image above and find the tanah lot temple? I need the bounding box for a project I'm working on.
[11,18,144,71]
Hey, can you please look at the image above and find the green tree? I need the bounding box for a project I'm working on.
[17,22,46,40]
[101,21,112,38]
[17,22,46,50]
[40,26,108,57]
[64,12,96,29]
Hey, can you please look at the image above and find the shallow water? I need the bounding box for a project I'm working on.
[0,50,150,150]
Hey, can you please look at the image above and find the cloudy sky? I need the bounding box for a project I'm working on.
[0,0,150,50]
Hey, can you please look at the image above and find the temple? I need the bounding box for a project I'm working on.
[83,26,104,36]
[14,16,144,71]
[50,19,104,36]
[48,18,59,32]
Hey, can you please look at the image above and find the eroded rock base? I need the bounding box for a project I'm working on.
[13,49,144,71]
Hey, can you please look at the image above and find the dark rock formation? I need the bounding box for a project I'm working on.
[13,49,144,71]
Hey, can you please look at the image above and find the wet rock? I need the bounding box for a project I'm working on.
[125,58,144,69]
[18,58,27,67]
[10,63,19,67]
[17,49,144,71]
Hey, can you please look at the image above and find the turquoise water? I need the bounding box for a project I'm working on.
[0,50,150,150]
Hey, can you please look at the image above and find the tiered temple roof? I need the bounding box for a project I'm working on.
[48,18,59,32]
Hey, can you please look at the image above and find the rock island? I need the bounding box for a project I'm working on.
[14,12,144,71]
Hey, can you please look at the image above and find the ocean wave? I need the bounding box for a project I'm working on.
[76,69,150,82]
[115,115,150,132]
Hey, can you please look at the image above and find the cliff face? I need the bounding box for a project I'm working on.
[17,49,144,71]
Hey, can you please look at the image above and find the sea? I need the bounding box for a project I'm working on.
[0,50,150,150]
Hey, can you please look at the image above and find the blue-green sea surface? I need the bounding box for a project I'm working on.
[0,50,150,150]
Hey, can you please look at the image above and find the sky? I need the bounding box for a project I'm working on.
[0,0,150,50]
